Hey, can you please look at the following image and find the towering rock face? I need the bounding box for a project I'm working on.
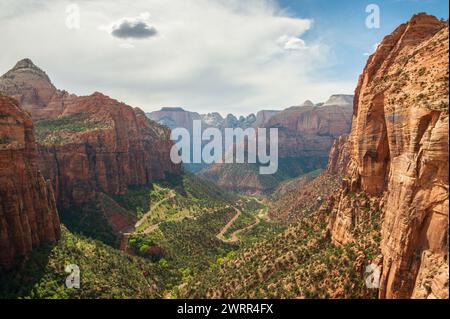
[35,92,180,208]
[0,60,181,236]
[0,95,60,266]
[265,98,353,159]
[328,14,449,299]
[326,135,350,175]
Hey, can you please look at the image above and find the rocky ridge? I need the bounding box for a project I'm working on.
[0,60,181,240]
[327,13,449,299]
[0,95,60,266]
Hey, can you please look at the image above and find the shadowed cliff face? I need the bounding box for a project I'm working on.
[0,95,60,266]
[328,14,449,299]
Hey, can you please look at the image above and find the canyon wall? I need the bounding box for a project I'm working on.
[328,13,449,299]
[0,95,60,266]
[0,60,181,237]
[199,96,353,194]
[35,92,180,208]
[265,96,353,159]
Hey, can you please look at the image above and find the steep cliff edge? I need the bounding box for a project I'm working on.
[0,95,60,266]
[35,92,180,209]
[328,14,449,299]
[0,60,181,243]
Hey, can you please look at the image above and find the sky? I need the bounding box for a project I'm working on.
[0,0,448,116]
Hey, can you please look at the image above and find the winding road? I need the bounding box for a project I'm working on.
[216,207,263,244]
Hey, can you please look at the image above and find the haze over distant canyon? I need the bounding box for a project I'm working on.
[0,5,448,301]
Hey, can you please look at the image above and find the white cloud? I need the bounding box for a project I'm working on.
[0,0,355,116]
[279,36,307,51]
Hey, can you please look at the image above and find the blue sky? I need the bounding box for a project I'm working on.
[278,0,449,86]
[0,0,448,115]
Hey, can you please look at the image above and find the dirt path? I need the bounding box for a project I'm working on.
[135,190,176,229]
[217,206,266,244]
[227,216,261,243]
[216,207,241,242]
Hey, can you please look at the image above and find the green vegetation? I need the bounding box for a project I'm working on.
[200,157,328,194]
[223,211,256,239]
[34,113,112,145]
[0,228,176,299]
[113,172,237,233]
[59,197,122,248]
[130,207,237,269]
[181,192,382,299]
[128,207,239,297]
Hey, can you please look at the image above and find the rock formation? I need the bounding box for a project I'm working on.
[328,13,449,299]
[148,107,202,132]
[199,95,353,194]
[35,92,180,208]
[148,107,258,132]
[253,110,280,128]
[0,95,60,266]
[0,59,77,120]
[326,135,350,175]
[265,97,353,159]
[0,60,181,236]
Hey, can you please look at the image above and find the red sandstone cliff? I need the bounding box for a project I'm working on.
[36,92,180,209]
[328,14,449,299]
[326,135,350,175]
[0,60,181,234]
[0,95,60,266]
[265,98,353,158]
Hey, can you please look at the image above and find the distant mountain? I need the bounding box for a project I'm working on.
[253,110,280,127]
[323,94,354,106]
[199,96,353,194]
[147,108,257,131]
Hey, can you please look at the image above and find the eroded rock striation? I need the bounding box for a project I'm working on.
[0,95,60,266]
[328,13,449,299]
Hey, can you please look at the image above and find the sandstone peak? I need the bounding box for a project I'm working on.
[300,100,315,107]
[90,91,109,98]
[328,13,449,299]
[12,58,39,70]
[323,94,354,106]
[409,12,442,24]
[3,58,53,85]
